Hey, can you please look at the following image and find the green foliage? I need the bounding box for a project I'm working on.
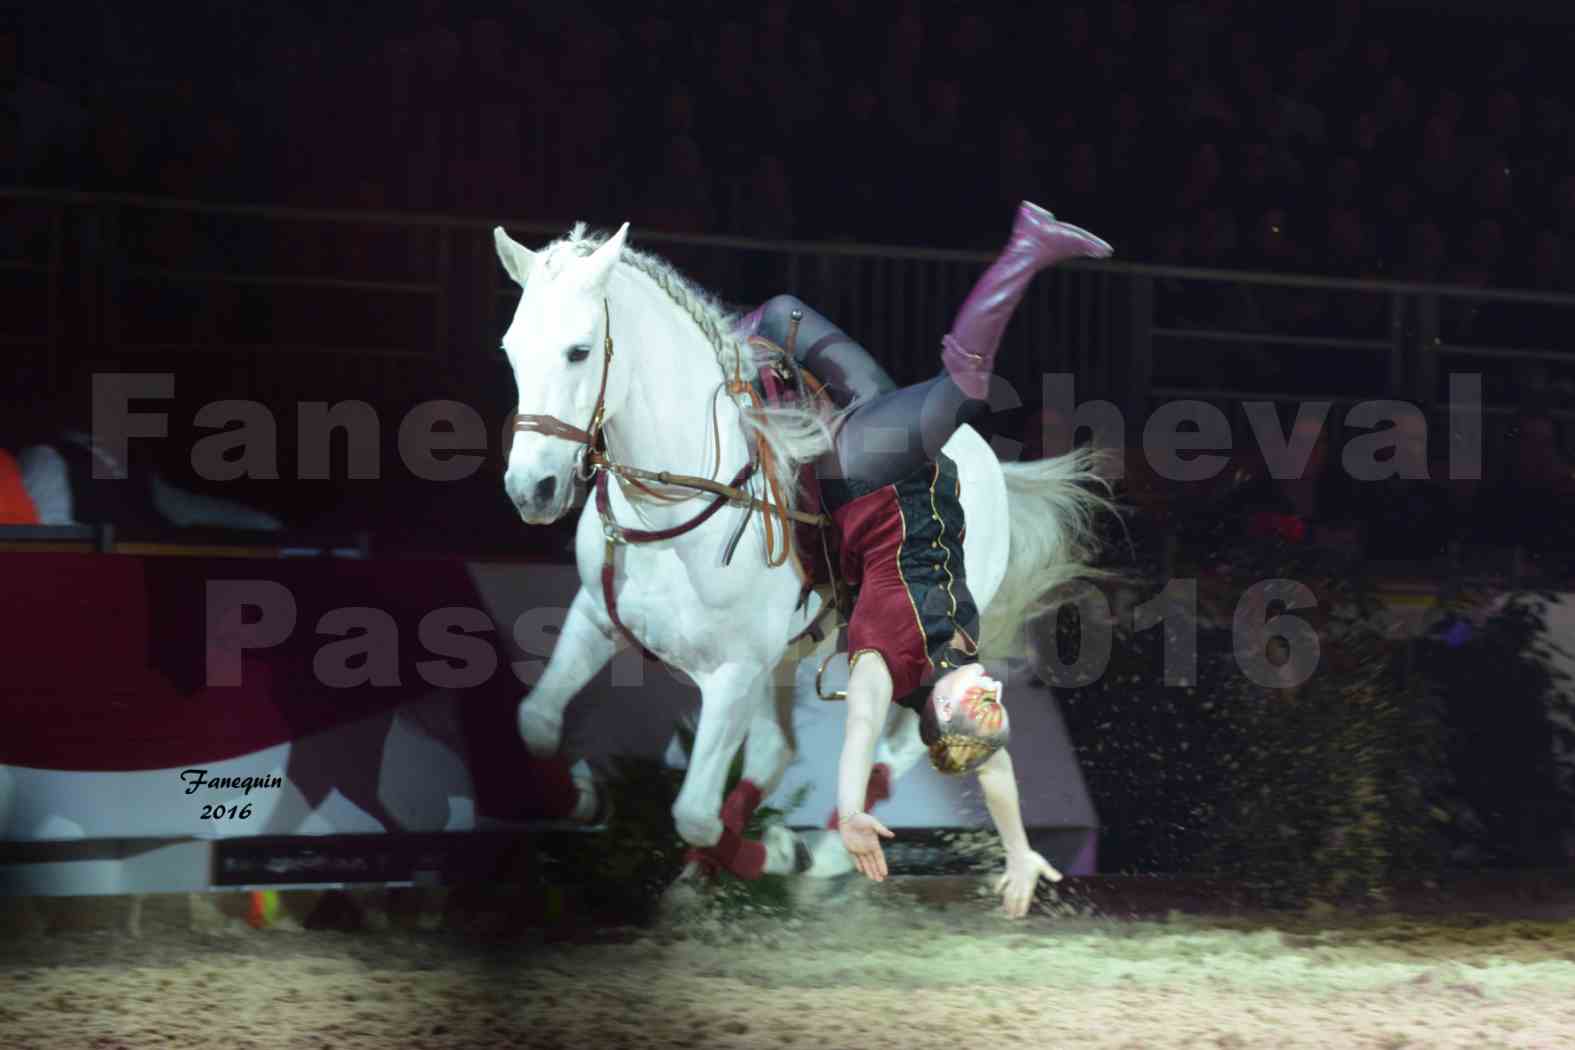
[670,716,813,916]
[536,755,689,923]
[1061,517,1575,908]
[1054,612,1248,876]
[1057,522,1400,890]
[540,719,814,922]
[1198,618,1454,907]
[1413,592,1575,868]
[1179,530,1455,906]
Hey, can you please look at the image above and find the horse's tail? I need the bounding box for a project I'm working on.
[977,446,1119,660]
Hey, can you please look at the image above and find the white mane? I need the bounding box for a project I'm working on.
[543,223,834,518]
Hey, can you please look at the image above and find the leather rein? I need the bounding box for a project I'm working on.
[509,299,838,652]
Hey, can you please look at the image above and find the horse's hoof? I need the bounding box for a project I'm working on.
[801,829,857,878]
[659,862,713,916]
[793,835,814,875]
[569,761,612,825]
[518,707,563,758]
[762,825,813,876]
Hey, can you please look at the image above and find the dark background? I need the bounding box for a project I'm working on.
[4,0,1575,558]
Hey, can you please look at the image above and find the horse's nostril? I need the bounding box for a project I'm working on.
[534,475,557,505]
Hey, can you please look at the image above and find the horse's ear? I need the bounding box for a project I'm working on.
[571,222,629,293]
[494,226,537,288]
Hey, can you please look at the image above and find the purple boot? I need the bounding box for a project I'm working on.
[942,201,1112,400]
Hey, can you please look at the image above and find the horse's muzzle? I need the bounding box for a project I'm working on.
[506,470,570,524]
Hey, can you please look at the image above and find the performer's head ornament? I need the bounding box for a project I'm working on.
[920,656,1009,776]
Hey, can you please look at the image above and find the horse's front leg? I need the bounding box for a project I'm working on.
[517,586,626,757]
[671,662,772,879]
[727,682,815,877]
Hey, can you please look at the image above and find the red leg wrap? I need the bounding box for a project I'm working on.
[720,779,764,831]
[701,825,767,881]
[520,756,580,820]
[682,780,771,881]
[867,762,893,808]
[684,847,721,879]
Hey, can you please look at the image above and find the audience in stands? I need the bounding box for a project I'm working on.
[4,0,1568,305]
[1357,405,1458,564]
[1222,411,1361,550]
[1475,406,1575,555]
[6,0,1575,567]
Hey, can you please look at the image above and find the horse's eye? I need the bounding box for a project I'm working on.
[567,345,591,363]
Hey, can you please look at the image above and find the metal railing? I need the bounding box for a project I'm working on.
[4,188,1575,437]
[1122,261,1575,433]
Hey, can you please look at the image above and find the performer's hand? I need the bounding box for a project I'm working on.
[839,812,895,882]
[995,850,1062,918]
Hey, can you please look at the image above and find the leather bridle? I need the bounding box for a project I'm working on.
[510,299,617,486]
[508,298,836,653]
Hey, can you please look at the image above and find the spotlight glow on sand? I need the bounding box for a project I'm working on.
[4,882,1574,1049]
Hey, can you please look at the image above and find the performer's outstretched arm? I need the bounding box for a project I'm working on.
[976,748,1063,918]
[836,651,896,881]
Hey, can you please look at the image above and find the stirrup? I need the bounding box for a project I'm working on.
[815,650,846,701]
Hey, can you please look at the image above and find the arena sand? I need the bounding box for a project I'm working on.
[3,878,1575,1050]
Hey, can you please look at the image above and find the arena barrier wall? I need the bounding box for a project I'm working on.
[0,548,1099,894]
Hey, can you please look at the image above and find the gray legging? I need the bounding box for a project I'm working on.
[748,294,987,502]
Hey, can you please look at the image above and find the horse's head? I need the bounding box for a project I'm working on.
[494,221,630,523]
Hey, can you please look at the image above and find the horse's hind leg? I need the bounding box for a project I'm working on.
[517,586,626,757]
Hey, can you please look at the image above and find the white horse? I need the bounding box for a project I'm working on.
[494,220,1108,879]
